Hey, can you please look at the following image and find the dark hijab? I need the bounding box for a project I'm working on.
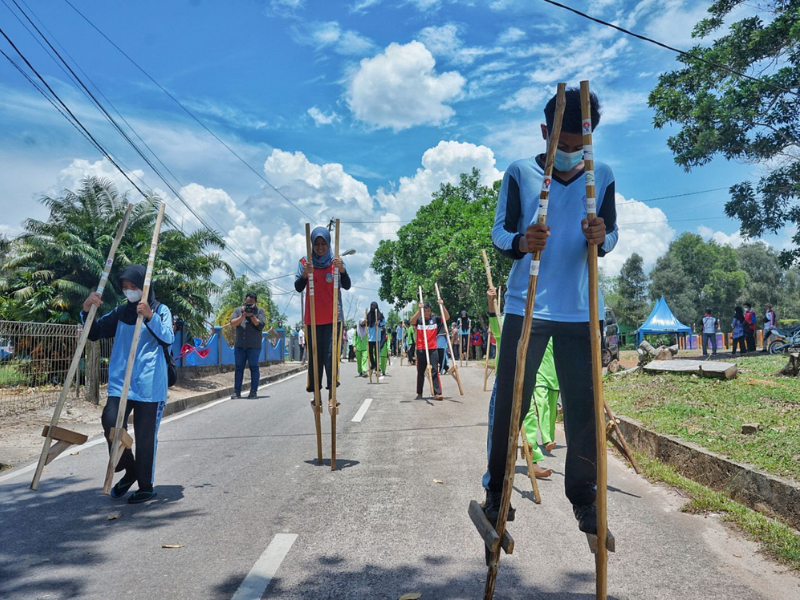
[367,301,384,327]
[310,226,333,269]
[119,264,157,325]
[733,306,745,322]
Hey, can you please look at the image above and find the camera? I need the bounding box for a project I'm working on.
[244,302,256,315]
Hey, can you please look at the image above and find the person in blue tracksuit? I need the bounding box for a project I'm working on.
[82,264,174,504]
[366,302,386,375]
[481,87,618,535]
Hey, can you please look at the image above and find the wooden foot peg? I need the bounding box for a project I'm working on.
[328,402,340,415]
[110,428,133,449]
[585,530,615,554]
[468,500,514,555]
[42,425,88,446]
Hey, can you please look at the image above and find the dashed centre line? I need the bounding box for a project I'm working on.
[351,397,373,422]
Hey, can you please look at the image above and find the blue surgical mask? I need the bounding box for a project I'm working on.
[554,148,583,172]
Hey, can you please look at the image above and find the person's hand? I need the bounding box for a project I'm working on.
[581,217,606,245]
[520,223,549,253]
[438,298,444,305]
[302,262,313,279]
[486,287,497,312]
[83,292,102,313]
[333,257,345,272]
[137,300,153,320]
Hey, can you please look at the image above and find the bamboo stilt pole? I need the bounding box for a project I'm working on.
[519,428,542,504]
[434,283,463,395]
[374,308,381,384]
[102,202,166,494]
[306,224,323,465]
[581,79,608,600]
[483,82,566,600]
[31,204,133,490]
[329,220,340,471]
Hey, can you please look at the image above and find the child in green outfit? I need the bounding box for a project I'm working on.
[522,337,557,478]
[354,319,368,377]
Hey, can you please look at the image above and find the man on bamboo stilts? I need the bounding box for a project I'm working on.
[481,88,618,535]
[412,300,448,400]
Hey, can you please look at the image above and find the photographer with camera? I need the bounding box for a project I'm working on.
[229,291,267,399]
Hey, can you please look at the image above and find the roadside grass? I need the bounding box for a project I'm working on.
[605,354,800,482]
[635,452,800,570]
[0,363,21,386]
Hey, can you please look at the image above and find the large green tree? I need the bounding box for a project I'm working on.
[214,274,282,330]
[649,233,746,330]
[649,0,800,265]
[1,177,232,334]
[614,253,650,327]
[371,169,509,325]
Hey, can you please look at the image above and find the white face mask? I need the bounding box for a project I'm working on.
[124,289,143,303]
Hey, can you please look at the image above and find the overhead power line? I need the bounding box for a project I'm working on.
[1,2,292,295]
[541,0,799,98]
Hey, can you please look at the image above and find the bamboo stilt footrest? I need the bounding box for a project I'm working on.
[468,500,514,555]
[42,426,88,446]
[110,428,133,449]
[586,530,615,554]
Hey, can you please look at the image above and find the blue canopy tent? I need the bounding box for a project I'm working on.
[636,296,692,345]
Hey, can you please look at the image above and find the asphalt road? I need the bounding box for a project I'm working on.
[1,358,799,600]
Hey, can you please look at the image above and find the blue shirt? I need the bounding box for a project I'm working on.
[368,319,385,342]
[83,303,174,402]
[492,155,618,322]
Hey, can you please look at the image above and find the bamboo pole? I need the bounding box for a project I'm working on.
[374,308,381,384]
[481,250,497,392]
[519,427,542,504]
[417,287,435,396]
[306,224,323,465]
[483,82,566,600]
[329,219,340,471]
[31,204,133,490]
[434,283,463,395]
[581,79,608,600]
[102,202,165,494]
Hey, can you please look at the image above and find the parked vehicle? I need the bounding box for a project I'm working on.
[768,329,800,355]
[602,307,620,366]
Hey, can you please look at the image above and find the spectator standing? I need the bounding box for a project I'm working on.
[743,303,757,352]
[230,292,267,399]
[347,325,356,361]
[731,306,747,356]
[762,303,777,352]
[701,308,718,356]
[298,326,306,364]
[457,311,471,360]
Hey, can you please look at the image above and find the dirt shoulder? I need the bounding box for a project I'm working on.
[0,362,302,470]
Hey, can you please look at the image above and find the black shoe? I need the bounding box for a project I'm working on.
[231,392,241,399]
[110,472,136,498]
[247,391,258,399]
[481,489,515,524]
[573,503,597,534]
[128,489,157,504]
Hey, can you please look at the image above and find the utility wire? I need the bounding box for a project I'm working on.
[62,0,313,221]
[541,0,799,98]
[4,2,291,295]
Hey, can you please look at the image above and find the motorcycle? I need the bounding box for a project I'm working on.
[767,325,800,354]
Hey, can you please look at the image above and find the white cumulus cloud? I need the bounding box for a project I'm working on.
[347,41,465,131]
[602,194,675,276]
[376,140,503,219]
[307,106,340,126]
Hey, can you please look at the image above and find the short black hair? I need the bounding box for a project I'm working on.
[423,301,431,309]
[245,291,257,301]
[544,87,601,135]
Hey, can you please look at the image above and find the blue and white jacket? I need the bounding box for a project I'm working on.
[82,303,174,402]
[492,155,618,322]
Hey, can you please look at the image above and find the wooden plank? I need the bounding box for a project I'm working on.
[44,440,72,466]
[42,425,88,446]
[110,428,133,449]
[586,530,616,554]
[643,359,737,379]
[467,500,514,554]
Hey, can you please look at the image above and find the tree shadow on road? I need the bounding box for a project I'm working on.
[0,477,197,599]
[211,553,624,599]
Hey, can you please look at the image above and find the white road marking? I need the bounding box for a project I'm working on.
[231,533,297,600]
[0,370,306,484]
[351,397,373,422]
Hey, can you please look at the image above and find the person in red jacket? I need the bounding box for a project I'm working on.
[295,227,351,409]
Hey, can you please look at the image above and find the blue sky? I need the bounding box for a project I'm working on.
[0,0,790,323]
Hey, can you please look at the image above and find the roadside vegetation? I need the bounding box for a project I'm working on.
[605,354,800,482]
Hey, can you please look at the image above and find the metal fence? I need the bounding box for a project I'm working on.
[0,320,112,417]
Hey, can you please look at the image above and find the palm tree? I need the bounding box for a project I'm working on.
[1,177,232,334]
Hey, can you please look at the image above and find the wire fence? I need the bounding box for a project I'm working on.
[0,320,112,417]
